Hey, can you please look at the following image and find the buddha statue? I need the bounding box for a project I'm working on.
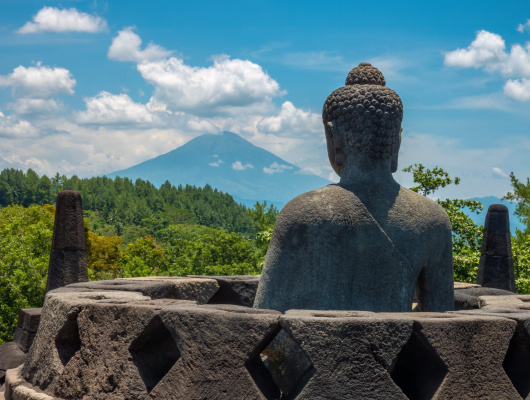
[254,63,454,313]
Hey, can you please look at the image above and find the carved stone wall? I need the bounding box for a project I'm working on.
[5,277,530,399]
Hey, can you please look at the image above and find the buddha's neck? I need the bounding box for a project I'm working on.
[337,159,398,192]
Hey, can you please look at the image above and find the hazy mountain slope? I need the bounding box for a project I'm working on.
[107,131,332,207]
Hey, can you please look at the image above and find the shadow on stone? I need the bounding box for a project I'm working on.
[129,315,180,393]
[55,312,81,367]
[256,329,314,399]
[390,327,447,400]
[503,324,530,398]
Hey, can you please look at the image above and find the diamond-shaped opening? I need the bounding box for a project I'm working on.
[247,328,314,400]
[503,324,530,398]
[129,315,180,393]
[55,312,81,367]
[390,328,447,400]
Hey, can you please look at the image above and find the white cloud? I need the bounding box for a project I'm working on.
[108,27,172,63]
[232,161,254,170]
[9,98,61,115]
[257,101,320,135]
[445,30,506,69]
[263,161,293,174]
[503,78,530,101]
[445,30,530,101]
[493,167,509,178]
[517,19,530,33]
[209,159,224,167]
[17,7,107,34]
[0,113,39,138]
[136,53,282,114]
[0,64,76,98]
[76,92,156,125]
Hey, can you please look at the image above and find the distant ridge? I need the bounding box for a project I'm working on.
[106,131,332,207]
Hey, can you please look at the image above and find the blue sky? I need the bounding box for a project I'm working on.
[0,0,529,200]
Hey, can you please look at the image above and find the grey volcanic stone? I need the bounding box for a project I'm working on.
[66,279,175,299]
[387,312,519,399]
[116,277,220,304]
[147,305,281,400]
[46,191,88,292]
[22,290,150,394]
[13,328,36,353]
[454,287,516,310]
[16,309,42,334]
[189,275,260,307]
[0,343,26,385]
[477,204,515,292]
[277,310,414,399]
[254,64,454,313]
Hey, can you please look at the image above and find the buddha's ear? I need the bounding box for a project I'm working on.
[391,128,402,173]
[325,122,342,176]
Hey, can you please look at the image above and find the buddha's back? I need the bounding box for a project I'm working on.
[253,63,454,313]
[254,184,453,312]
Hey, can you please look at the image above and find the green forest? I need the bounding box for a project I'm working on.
[0,166,529,344]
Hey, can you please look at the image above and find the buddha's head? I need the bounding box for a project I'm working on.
[322,63,403,176]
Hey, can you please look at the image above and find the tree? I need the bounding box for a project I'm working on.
[503,172,530,239]
[0,205,54,343]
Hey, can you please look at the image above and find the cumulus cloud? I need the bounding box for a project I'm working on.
[0,64,76,98]
[108,27,172,63]
[136,54,282,114]
[9,98,61,115]
[232,161,253,170]
[445,30,507,69]
[517,19,530,33]
[503,78,530,101]
[263,161,293,174]
[0,113,39,138]
[76,92,156,125]
[257,101,320,135]
[17,7,107,34]
[444,30,530,101]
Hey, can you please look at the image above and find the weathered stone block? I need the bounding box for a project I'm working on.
[278,310,414,399]
[46,250,88,293]
[477,204,515,292]
[147,305,281,400]
[67,279,174,299]
[387,312,519,399]
[50,191,85,251]
[116,277,220,304]
[13,328,36,353]
[454,287,515,310]
[188,275,260,307]
[16,309,42,334]
[0,343,26,385]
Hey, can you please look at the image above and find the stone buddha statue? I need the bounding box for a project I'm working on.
[254,63,454,313]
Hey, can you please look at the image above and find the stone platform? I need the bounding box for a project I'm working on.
[5,277,530,399]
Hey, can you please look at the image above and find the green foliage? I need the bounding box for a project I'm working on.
[403,164,460,196]
[0,169,256,236]
[503,172,530,236]
[247,201,279,257]
[403,164,483,284]
[120,236,169,277]
[0,205,54,343]
[513,234,530,293]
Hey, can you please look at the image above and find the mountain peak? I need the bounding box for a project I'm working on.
[106,132,332,207]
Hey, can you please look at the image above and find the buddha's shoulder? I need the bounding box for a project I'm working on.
[277,185,371,224]
[393,187,451,229]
